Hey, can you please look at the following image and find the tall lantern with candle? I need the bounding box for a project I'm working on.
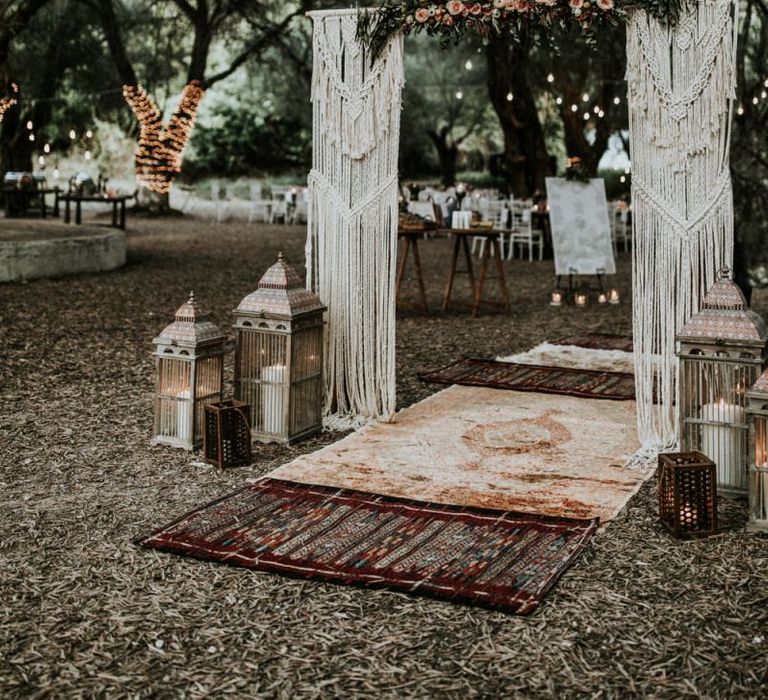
[233,253,325,444]
[152,293,231,450]
[746,369,768,532]
[676,268,768,497]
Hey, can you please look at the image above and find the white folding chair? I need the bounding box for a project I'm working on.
[507,202,543,261]
[248,182,271,223]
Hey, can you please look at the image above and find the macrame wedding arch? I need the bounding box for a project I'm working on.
[307,1,739,455]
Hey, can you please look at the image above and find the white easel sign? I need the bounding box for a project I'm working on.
[545,177,616,277]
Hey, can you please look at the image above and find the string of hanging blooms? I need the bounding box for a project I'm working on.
[0,82,19,123]
[122,81,206,194]
[358,1,687,58]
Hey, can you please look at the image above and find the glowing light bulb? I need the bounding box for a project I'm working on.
[86,129,93,138]
[37,155,45,166]
[547,73,554,83]
[571,104,578,112]
[582,93,590,102]
[28,133,34,142]
[625,166,631,175]
[43,143,50,154]
[555,96,563,105]
[583,112,590,121]
[455,91,463,100]
[613,96,620,105]
[593,105,600,114]
[464,59,473,71]
[26,120,33,130]
[506,91,513,102]
[620,175,626,183]
[753,97,759,105]
[69,129,76,140]
[85,150,91,160]
[737,106,744,115]
[598,110,605,118]
[762,91,767,99]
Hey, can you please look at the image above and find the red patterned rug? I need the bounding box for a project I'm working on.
[552,333,634,352]
[136,478,598,615]
[419,359,636,400]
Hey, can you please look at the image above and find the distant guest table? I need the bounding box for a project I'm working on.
[440,228,511,317]
[3,187,61,219]
[396,228,429,312]
[61,193,132,229]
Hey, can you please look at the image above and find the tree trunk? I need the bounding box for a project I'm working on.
[486,36,551,198]
[135,185,170,212]
[427,128,458,187]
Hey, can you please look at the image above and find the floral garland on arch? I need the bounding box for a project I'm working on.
[358,1,687,58]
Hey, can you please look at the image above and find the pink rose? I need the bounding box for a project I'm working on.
[447,0,464,15]
[414,8,430,22]
[597,0,614,8]
[513,0,531,11]
[569,0,584,7]
[469,3,482,15]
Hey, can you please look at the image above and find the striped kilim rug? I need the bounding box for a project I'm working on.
[137,478,598,615]
[419,359,636,400]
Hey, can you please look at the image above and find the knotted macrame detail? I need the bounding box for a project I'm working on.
[306,10,404,428]
[626,0,739,456]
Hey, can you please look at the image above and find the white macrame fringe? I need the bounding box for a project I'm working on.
[626,0,739,459]
[307,11,404,427]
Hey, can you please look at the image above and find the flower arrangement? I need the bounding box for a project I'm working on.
[563,156,591,183]
[358,1,688,59]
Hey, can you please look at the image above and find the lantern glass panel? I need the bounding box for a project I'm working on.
[290,325,323,436]
[155,356,193,442]
[236,328,288,437]
[752,415,768,523]
[679,350,756,493]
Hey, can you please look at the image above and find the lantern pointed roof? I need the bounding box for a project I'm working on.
[750,368,768,396]
[234,253,326,318]
[678,268,768,344]
[154,292,227,347]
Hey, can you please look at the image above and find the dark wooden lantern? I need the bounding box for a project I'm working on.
[203,400,252,468]
[657,451,718,539]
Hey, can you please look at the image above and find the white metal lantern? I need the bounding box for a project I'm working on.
[233,253,325,444]
[676,268,768,497]
[746,370,768,532]
[152,292,231,450]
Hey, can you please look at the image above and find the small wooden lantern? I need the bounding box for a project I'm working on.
[203,400,252,468]
[676,268,767,497]
[152,292,231,450]
[658,451,718,538]
[746,369,768,533]
[233,253,325,444]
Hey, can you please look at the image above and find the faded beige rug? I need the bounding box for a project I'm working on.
[271,385,649,523]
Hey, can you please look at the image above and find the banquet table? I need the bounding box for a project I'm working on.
[439,228,511,317]
[61,193,132,229]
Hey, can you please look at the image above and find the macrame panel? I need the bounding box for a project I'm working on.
[626,0,739,455]
[307,10,404,428]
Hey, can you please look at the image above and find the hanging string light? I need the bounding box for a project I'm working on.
[43,143,50,153]
[506,91,513,102]
[86,129,93,138]
[122,80,205,194]
[0,97,17,123]
[69,129,76,140]
[547,73,554,83]
[464,59,473,70]
[455,90,463,100]
[26,120,33,130]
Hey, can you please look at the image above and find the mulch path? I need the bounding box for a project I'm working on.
[1,214,766,697]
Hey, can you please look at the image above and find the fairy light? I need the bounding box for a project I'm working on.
[737,105,744,115]
[69,129,76,140]
[84,150,91,160]
[753,96,759,105]
[555,96,563,105]
[86,129,93,138]
[37,155,45,166]
[613,96,621,105]
[547,73,554,83]
[464,59,473,71]
[123,80,205,194]
[455,90,463,100]
[506,91,513,102]
[620,175,626,183]
[26,120,33,130]
[43,143,50,153]
[583,112,590,121]
[762,90,767,99]
[598,110,605,118]
[593,105,600,114]
[582,93,590,102]
[28,133,34,142]
[571,104,578,112]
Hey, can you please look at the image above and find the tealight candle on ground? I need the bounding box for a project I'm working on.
[608,288,620,304]
[575,293,588,307]
[598,293,608,304]
[550,291,563,306]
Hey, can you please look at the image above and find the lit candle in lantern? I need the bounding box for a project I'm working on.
[679,502,699,527]
[598,292,608,304]
[550,290,563,306]
[701,398,745,486]
[608,288,620,304]
[575,293,588,307]
[261,364,287,435]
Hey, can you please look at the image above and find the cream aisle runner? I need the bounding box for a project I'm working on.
[271,384,649,524]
